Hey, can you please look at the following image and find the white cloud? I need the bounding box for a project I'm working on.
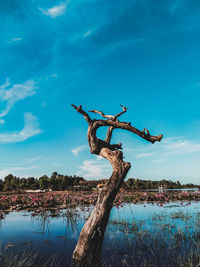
[163,139,200,156]
[0,113,41,143]
[153,137,200,157]
[23,156,41,164]
[131,136,200,163]
[39,2,68,18]
[82,30,93,38]
[96,155,102,161]
[69,28,95,43]
[72,145,87,156]
[77,159,111,179]
[8,37,23,43]
[0,79,37,118]
[137,152,156,158]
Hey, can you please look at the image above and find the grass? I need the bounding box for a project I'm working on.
[0,244,61,267]
[103,209,200,266]
[0,244,38,267]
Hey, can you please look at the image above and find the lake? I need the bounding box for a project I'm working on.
[0,201,200,266]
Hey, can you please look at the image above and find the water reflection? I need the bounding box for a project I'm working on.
[0,202,200,266]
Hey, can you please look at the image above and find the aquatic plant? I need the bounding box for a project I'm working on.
[0,244,38,267]
[103,209,200,267]
[0,189,200,212]
[0,243,62,267]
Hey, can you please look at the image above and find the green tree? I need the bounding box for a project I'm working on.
[3,174,14,191]
[19,178,27,191]
[39,175,49,190]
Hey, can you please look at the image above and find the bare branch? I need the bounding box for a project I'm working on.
[114,105,128,120]
[89,105,128,121]
[88,109,114,120]
[104,106,128,145]
[71,104,92,125]
[72,104,163,147]
[96,120,163,144]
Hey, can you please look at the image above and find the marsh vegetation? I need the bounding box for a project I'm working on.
[0,201,200,266]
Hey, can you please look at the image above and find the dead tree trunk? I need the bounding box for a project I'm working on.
[71,104,163,267]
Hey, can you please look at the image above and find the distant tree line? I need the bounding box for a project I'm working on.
[0,172,85,192]
[0,173,198,192]
[124,178,198,190]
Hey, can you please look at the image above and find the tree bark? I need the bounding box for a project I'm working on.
[71,104,163,267]
[73,149,130,267]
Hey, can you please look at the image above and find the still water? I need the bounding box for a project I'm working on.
[0,201,200,266]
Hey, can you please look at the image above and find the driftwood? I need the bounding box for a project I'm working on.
[71,104,163,267]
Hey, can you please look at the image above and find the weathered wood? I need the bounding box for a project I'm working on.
[89,104,128,121]
[71,104,93,125]
[105,126,114,144]
[71,104,163,267]
[73,149,131,267]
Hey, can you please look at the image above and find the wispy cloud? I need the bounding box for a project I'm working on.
[163,138,200,156]
[82,30,94,39]
[23,156,41,164]
[131,137,200,163]
[0,166,37,179]
[39,2,68,18]
[72,145,87,156]
[0,79,37,118]
[77,159,111,179]
[136,152,156,159]
[8,37,23,43]
[0,113,41,143]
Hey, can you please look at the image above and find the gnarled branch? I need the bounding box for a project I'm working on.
[71,104,92,125]
[95,120,163,144]
[72,104,162,146]
[114,104,128,120]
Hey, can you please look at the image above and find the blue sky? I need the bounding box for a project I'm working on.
[0,0,200,184]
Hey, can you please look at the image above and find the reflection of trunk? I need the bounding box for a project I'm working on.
[71,104,162,267]
[73,149,131,267]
